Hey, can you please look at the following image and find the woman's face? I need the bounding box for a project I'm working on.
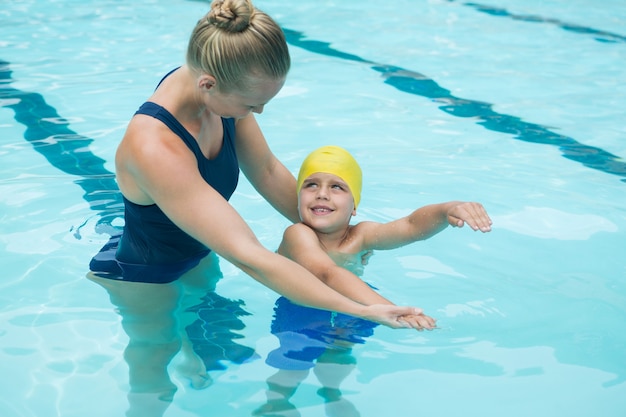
[207,75,285,119]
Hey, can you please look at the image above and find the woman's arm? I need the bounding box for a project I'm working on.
[278,224,393,305]
[169,192,418,328]
[235,114,300,223]
[360,201,492,251]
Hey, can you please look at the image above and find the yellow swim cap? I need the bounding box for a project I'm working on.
[296,145,362,208]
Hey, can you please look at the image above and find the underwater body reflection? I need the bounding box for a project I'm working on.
[89,252,257,417]
[254,295,378,417]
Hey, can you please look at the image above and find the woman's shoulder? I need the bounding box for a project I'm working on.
[118,111,198,185]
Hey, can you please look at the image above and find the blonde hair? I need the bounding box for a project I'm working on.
[186,0,290,93]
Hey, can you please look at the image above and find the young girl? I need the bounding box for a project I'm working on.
[256,145,493,414]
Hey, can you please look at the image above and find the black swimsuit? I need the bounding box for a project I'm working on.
[90,87,239,283]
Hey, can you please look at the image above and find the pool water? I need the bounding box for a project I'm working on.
[1,0,625,416]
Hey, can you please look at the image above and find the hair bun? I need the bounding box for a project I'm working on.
[207,0,253,33]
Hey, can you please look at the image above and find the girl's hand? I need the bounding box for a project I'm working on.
[447,202,492,232]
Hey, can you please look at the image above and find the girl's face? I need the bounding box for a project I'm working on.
[298,172,356,234]
[206,75,285,119]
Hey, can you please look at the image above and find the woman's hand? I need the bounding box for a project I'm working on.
[399,312,437,330]
[362,304,435,329]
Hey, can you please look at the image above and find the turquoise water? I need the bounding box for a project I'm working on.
[1,0,625,416]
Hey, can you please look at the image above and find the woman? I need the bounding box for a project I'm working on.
[89,0,422,325]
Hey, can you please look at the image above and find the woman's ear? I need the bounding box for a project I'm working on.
[198,74,217,91]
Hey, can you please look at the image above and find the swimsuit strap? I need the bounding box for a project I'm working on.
[134,101,203,157]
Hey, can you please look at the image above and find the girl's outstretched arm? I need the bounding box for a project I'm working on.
[360,201,492,251]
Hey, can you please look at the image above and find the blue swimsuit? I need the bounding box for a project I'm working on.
[90,97,239,283]
[265,296,378,370]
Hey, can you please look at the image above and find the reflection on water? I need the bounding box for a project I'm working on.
[254,296,379,417]
[88,253,256,417]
